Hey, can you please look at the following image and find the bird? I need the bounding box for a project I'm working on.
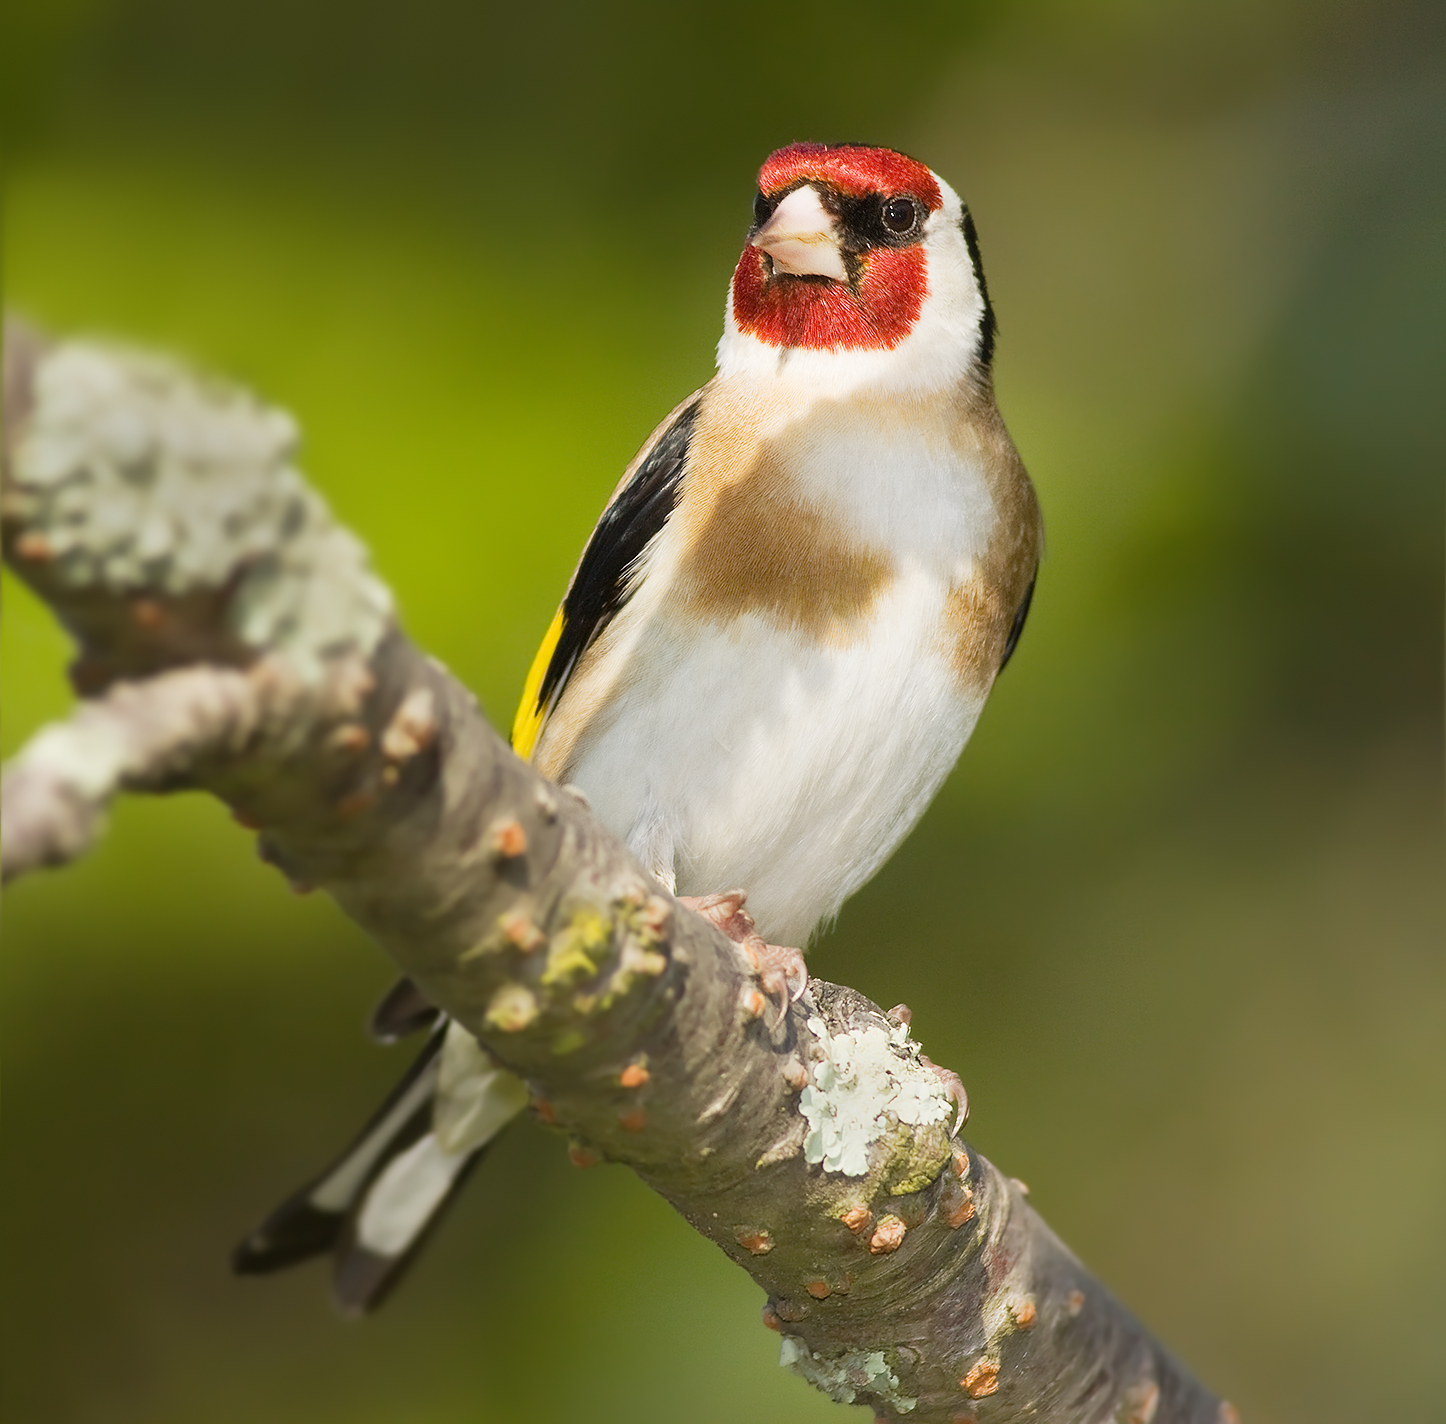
[231,141,1042,1312]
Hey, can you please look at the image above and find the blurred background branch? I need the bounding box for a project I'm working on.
[2,1,1441,1421]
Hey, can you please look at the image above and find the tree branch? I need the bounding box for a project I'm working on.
[1,322,1236,1424]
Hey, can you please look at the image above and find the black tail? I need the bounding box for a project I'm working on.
[368,976,443,1044]
[233,1001,531,1315]
[328,1139,491,1314]
[232,1022,447,1281]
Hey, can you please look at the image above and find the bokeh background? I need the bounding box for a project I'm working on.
[3,1,1442,1420]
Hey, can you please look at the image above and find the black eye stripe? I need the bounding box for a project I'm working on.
[836,191,926,251]
[747,185,927,252]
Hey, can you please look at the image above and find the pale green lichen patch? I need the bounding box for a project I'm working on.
[598,935,668,1007]
[461,905,546,960]
[800,1016,952,1183]
[585,895,672,1010]
[13,342,391,678]
[779,1339,916,1413]
[541,904,614,988]
[883,1123,953,1196]
[483,982,538,1032]
[615,891,672,947]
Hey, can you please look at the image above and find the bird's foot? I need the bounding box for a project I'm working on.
[739,935,809,1014]
[919,1052,969,1135]
[678,889,757,943]
[679,889,808,1030]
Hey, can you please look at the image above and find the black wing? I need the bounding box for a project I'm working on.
[513,393,700,750]
[998,571,1036,672]
[368,975,441,1044]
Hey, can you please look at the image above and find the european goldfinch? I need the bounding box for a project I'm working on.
[233,142,1042,1311]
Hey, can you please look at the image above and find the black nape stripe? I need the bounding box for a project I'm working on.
[998,573,1035,672]
[537,399,700,715]
[959,207,997,368]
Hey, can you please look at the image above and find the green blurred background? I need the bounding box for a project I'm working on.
[3,1,1442,1420]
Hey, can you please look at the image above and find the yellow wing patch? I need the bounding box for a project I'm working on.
[510,608,565,760]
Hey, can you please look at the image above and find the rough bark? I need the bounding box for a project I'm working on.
[0,322,1236,1424]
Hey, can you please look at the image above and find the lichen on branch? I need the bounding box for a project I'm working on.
[800,1013,953,1184]
[0,324,1234,1424]
[9,338,390,674]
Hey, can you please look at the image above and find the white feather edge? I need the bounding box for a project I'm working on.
[352,1026,529,1257]
[308,1054,441,1213]
[354,1135,468,1257]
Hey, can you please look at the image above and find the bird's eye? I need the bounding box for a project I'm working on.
[753,191,775,226]
[882,196,919,234]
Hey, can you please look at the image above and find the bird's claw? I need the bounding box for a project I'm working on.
[680,890,807,1032]
[678,889,757,943]
[920,1053,969,1135]
[741,934,808,1029]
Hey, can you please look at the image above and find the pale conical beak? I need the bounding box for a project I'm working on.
[751,185,848,281]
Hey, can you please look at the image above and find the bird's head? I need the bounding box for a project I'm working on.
[718,143,995,395]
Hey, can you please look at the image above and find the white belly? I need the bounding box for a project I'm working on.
[566,566,984,945]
